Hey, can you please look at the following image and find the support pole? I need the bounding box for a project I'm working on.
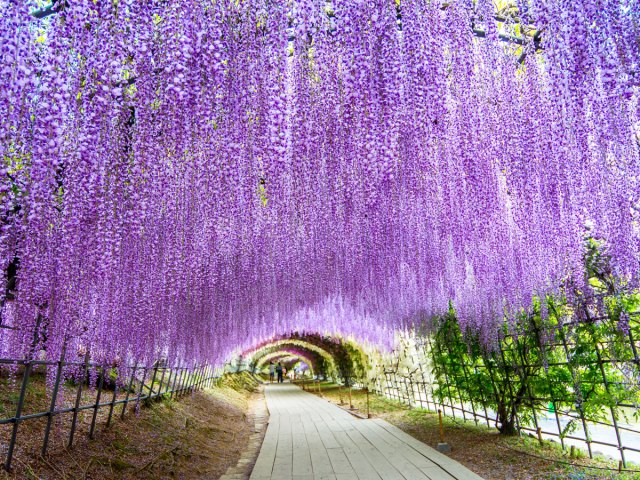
[68,350,90,448]
[121,363,137,419]
[134,366,149,412]
[106,378,118,428]
[5,360,33,471]
[42,342,67,456]
[148,361,159,399]
[349,385,353,409]
[176,367,185,396]
[164,367,173,396]
[436,408,451,452]
[89,368,105,439]
[170,364,180,399]
[156,362,167,398]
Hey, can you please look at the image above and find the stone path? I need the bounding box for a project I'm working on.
[249,383,485,480]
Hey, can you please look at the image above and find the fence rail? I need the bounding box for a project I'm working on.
[364,322,640,472]
[0,353,218,471]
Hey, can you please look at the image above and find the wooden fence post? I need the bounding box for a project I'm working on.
[68,350,90,448]
[89,368,105,439]
[120,363,137,419]
[42,342,67,456]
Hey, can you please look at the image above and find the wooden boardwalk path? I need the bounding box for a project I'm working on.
[249,383,484,480]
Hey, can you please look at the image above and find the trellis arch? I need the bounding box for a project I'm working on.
[246,338,339,378]
[255,350,316,376]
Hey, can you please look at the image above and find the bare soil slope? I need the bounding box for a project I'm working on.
[0,373,261,479]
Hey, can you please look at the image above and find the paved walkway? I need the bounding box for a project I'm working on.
[250,383,484,480]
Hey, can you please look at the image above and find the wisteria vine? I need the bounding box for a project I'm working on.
[0,0,638,368]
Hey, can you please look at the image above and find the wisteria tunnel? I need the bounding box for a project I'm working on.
[0,0,639,478]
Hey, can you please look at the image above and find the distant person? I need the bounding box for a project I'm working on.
[276,362,284,383]
[269,361,275,383]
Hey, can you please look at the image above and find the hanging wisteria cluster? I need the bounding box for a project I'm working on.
[0,0,638,367]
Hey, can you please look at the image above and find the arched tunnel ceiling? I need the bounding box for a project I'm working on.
[1,0,638,369]
[244,337,339,376]
[254,351,315,375]
[238,332,372,383]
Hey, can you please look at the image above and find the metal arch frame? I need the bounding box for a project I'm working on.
[31,0,62,19]
[255,349,317,375]
[247,338,339,372]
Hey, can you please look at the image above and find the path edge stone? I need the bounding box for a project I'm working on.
[219,383,270,480]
